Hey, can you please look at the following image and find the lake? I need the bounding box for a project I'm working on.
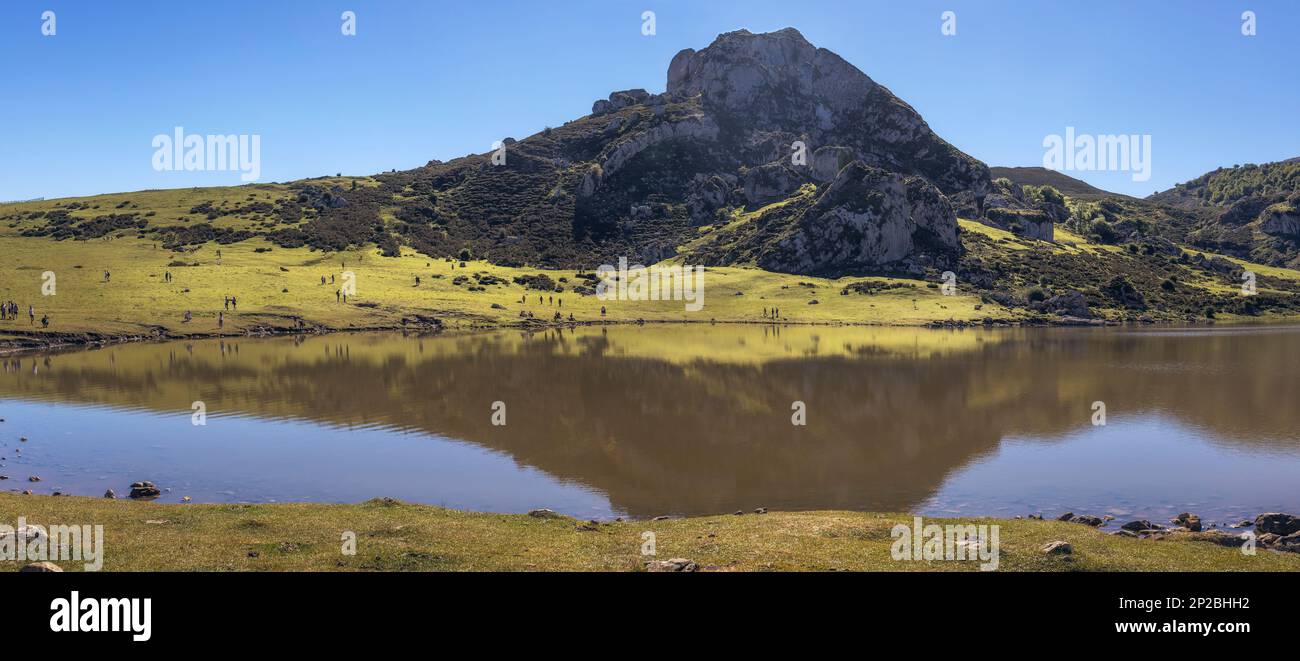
[1,324,1298,525]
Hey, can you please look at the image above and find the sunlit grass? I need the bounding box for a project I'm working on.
[2,494,1293,572]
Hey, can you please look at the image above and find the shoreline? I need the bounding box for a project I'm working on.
[3,311,1292,358]
[2,493,1296,572]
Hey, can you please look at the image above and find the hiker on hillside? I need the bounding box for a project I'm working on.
[548,295,553,305]
[28,306,35,325]
[321,276,326,285]
[600,306,606,317]
[103,270,110,283]
[336,289,341,302]
[415,276,421,286]
[224,297,230,310]
[218,312,224,328]
[231,297,237,310]
[40,315,49,328]
[183,310,192,323]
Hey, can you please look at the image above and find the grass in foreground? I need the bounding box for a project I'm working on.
[2,494,1296,572]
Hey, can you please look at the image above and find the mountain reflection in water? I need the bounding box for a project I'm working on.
[1,324,1298,520]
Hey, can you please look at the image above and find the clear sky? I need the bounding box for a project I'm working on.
[1,0,1296,200]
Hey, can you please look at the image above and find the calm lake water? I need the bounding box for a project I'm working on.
[1,324,1298,525]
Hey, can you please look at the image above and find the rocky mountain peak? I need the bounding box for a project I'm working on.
[667,28,872,116]
[666,28,987,201]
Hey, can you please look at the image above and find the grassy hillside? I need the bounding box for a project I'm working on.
[3,182,1300,348]
[3,494,1294,572]
[0,188,1016,347]
[989,166,1128,201]
[1149,158,1300,209]
[1145,159,1300,269]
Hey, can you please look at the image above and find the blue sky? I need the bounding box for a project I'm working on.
[1,0,1296,200]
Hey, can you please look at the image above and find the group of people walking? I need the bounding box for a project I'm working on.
[0,302,44,326]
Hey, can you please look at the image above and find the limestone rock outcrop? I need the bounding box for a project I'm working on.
[755,162,961,275]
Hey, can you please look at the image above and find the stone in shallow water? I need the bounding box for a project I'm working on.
[1121,520,1162,532]
[1254,513,1300,536]
[1171,512,1202,532]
